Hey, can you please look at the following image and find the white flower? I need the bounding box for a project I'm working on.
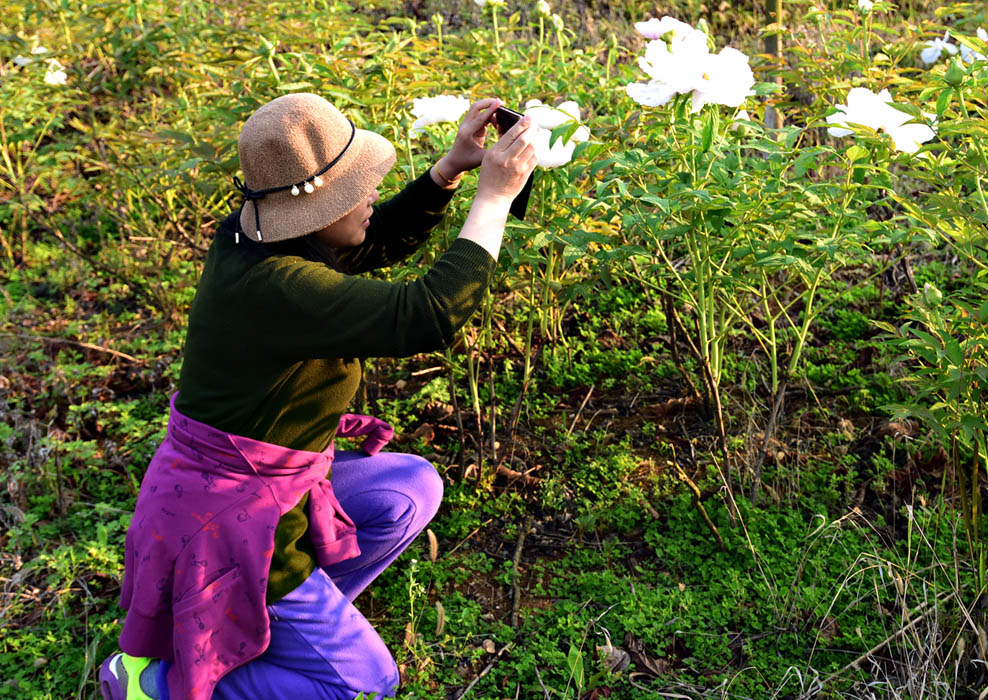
[826,88,897,135]
[551,13,564,30]
[634,16,695,40]
[43,58,67,85]
[637,32,709,93]
[689,47,756,112]
[959,27,987,63]
[13,54,32,67]
[409,95,471,137]
[857,0,874,12]
[536,0,551,17]
[522,99,590,168]
[627,33,753,112]
[920,31,958,65]
[625,80,678,107]
[31,45,49,55]
[474,0,505,6]
[44,68,67,85]
[626,19,753,112]
[826,87,935,154]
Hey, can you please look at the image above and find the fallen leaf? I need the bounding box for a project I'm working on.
[624,632,670,677]
[596,643,630,672]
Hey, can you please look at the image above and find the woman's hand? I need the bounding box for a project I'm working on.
[475,114,538,203]
[455,114,538,261]
[433,98,501,184]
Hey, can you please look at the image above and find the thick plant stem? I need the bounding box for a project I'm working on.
[701,356,737,523]
[662,290,703,404]
[485,291,497,464]
[672,451,726,551]
[464,336,485,480]
[445,351,467,479]
[750,379,787,503]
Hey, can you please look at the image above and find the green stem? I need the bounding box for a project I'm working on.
[523,267,536,385]
[956,87,988,221]
[763,278,779,396]
[492,7,501,52]
[537,17,544,73]
[405,131,417,180]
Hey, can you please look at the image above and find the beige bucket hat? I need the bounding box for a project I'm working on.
[234,93,397,243]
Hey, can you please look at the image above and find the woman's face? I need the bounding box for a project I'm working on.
[313,187,380,249]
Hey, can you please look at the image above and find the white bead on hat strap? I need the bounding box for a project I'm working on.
[232,119,356,243]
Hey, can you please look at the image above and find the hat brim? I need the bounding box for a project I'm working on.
[239,128,397,244]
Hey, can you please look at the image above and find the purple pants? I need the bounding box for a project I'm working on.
[161,450,442,700]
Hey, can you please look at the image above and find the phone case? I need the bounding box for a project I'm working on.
[510,171,535,221]
[494,107,534,221]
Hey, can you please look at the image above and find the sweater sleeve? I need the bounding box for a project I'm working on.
[337,171,458,274]
[246,238,495,360]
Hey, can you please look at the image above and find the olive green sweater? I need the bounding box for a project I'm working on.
[176,172,495,602]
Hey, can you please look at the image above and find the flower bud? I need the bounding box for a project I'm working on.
[945,57,965,87]
[922,282,943,307]
[730,110,751,137]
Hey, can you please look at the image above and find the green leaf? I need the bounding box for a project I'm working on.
[752,81,784,96]
[700,109,719,152]
[936,88,953,118]
[845,145,868,163]
[566,642,585,691]
[793,148,822,178]
[278,82,314,91]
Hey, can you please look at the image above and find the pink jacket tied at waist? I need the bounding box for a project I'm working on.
[118,394,393,700]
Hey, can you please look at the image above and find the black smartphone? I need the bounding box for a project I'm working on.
[493,106,535,221]
[494,106,524,135]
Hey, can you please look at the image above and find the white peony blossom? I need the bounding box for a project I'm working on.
[409,95,471,137]
[689,47,756,112]
[637,31,709,95]
[13,55,32,66]
[522,99,590,168]
[625,80,679,108]
[626,22,754,113]
[921,31,958,65]
[857,0,874,12]
[959,27,987,63]
[43,59,67,85]
[634,16,696,41]
[826,87,935,154]
[536,0,551,17]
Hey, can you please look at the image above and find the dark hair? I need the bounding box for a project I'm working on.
[218,210,348,273]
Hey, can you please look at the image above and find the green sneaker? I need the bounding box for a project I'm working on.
[98,653,161,700]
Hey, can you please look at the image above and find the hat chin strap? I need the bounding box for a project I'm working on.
[233,119,356,243]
